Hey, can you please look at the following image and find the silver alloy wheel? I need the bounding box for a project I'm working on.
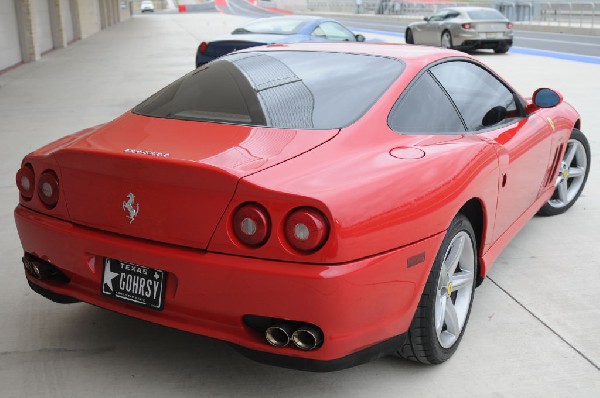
[435,230,475,348]
[441,32,452,49]
[549,138,588,208]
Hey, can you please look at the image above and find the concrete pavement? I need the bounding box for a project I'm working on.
[0,12,599,397]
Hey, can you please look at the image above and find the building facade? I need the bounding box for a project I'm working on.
[1,0,131,72]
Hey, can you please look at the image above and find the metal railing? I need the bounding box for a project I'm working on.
[303,0,600,28]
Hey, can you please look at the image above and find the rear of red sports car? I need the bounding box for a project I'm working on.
[15,43,585,370]
[14,47,453,370]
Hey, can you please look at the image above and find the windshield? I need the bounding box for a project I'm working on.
[232,18,310,35]
[467,9,506,20]
[134,51,405,129]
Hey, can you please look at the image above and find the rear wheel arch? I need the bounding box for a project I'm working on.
[457,198,486,286]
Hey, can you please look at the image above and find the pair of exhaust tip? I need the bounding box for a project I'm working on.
[265,324,323,351]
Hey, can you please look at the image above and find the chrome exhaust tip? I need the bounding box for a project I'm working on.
[22,255,69,283]
[291,326,323,351]
[265,324,294,347]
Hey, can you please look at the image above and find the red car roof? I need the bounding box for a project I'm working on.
[239,42,470,65]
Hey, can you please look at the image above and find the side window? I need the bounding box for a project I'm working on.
[389,72,465,134]
[429,10,449,21]
[313,22,355,41]
[430,61,520,131]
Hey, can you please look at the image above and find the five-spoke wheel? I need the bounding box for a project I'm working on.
[398,214,477,364]
[441,31,453,49]
[435,231,475,348]
[539,128,590,216]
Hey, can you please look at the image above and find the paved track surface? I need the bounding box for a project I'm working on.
[219,0,274,17]
[0,12,599,398]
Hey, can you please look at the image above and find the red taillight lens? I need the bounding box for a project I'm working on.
[233,203,270,247]
[38,170,59,208]
[199,42,208,54]
[16,164,35,200]
[462,23,472,30]
[506,22,513,29]
[285,208,329,253]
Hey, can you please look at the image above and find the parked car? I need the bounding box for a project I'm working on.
[195,16,365,67]
[140,0,154,13]
[406,7,513,53]
[15,43,589,371]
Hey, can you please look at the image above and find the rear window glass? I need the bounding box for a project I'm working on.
[232,18,309,35]
[467,10,506,20]
[134,51,404,130]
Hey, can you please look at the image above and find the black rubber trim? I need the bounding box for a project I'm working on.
[233,334,407,372]
[28,280,80,304]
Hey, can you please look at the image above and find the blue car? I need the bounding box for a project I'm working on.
[195,16,365,67]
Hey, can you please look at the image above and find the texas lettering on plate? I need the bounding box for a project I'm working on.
[102,258,166,310]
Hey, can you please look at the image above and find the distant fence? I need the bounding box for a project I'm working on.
[301,0,600,28]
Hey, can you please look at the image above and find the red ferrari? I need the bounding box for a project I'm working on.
[15,43,590,371]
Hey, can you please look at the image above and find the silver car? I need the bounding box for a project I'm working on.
[405,7,513,53]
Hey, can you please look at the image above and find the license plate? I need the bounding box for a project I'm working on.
[101,258,166,310]
[486,32,502,39]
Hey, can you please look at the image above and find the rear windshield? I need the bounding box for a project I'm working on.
[134,51,404,130]
[232,18,309,35]
[467,9,506,20]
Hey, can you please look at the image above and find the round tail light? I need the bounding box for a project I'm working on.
[506,22,513,29]
[462,23,472,30]
[38,170,60,208]
[232,203,270,247]
[199,42,208,54]
[285,207,329,253]
[16,164,35,200]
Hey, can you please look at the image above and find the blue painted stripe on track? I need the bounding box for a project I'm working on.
[350,27,600,64]
[509,47,600,64]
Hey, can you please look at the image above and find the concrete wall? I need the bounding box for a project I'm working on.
[0,0,130,72]
[0,1,22,70]
[268,0,309,12]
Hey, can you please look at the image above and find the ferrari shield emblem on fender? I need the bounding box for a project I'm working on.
[122,193,139,223]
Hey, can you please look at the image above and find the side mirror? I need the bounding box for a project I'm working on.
[355,34,365,42]
[533,88,562,108]
[424,16,430,22]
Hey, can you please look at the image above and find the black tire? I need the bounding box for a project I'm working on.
[397,214,477,364]
[405,29,414,44]
[538,128,590,216]
[441,30,453,49]
[494,44,510,54]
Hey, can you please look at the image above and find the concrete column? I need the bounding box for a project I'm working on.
[14,0,40,62]
[112,0,119,25]
[49,0,68,49]
[109,0,116,26]
[70,0,82,40]
[117,0,131,21]
[99,0,107,29]
[70,0,102,40]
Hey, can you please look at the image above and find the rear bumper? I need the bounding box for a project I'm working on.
[458,39,513,50]
[15,205,442,370]
[195,52,214,68]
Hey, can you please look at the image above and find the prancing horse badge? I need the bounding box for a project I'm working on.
[122,193,139,223]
